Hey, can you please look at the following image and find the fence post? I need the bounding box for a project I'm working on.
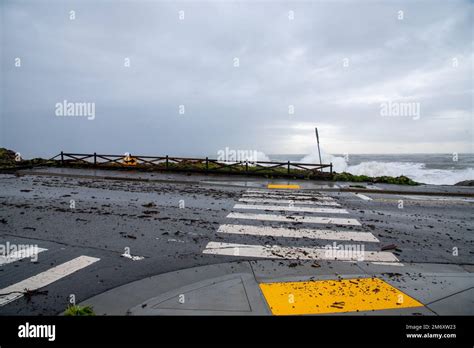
[60,151,64,166]
[246,161,248,173]
[166,155,169,169]
[287,161,290,174]
[94,152,97,166]
[330,163,333,175]
[206,157,209,171]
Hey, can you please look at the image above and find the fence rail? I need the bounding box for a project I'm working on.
[50,152,333,178]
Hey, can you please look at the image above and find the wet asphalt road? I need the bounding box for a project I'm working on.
[0,172,472,315]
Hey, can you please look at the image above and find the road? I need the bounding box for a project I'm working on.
[0,169,472,315]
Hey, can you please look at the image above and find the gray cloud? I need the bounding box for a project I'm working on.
[1,0,472,158]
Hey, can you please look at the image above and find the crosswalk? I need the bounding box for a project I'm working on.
[233,204,348,214]
[217,224,379,242]
[0,246,100,307]
[203,188,402,266]
[242,193,334,201]
[238,197,341,206]
[203,242,399,262]
[226,212,361,226]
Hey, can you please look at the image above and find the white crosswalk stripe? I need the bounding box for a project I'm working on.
[233,203,348,214]
[239,197,341,206]
[372,261,404,267]
[0,255,100,307]
[217,224,379,242]
[0,247,47,266]
[354,193,372,201]
[227,212,361,226]
[246,189,322,197]
[203,242,398,262]
[242,193,335,201]
[203,188,402,266]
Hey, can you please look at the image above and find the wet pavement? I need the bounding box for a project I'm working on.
[0,168,472,315]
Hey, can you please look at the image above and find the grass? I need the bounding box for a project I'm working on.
[64,304,95,316]
[0,148,16,167]
[333,172,419,185]
[0,147,56,169]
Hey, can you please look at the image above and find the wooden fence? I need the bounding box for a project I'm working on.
[49,152,333,178]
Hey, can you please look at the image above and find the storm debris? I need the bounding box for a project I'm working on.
[381,244,397,251]
[120,232,137,239]
[121,253,144,261]
[24,288,49,302]
[330,301,345,309]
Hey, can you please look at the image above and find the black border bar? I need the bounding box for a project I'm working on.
[0,316,471,346]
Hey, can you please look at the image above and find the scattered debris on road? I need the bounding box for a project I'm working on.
[381,244,398,251]
[121,253,144,261]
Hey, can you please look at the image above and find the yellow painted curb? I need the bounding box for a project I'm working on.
[259,278,423,315]
[267,184,300,189]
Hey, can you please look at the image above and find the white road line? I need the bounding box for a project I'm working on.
[226,212,361,226]
[402,195,474,203]
[239,197,340,206]
[242,193,335,201]
[0,255,100,307]
[0,247,47,266]
[246,189,322,197]
[217,224,379,242]
[202,242,398,262]
[354,193,372,201]
[372,261,404,266]
[233,203,348,214]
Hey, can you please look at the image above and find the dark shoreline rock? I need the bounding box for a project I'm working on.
[0,148,17,165]
[454,180,474,186]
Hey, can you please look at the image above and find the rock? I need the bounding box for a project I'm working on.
[454,180,474,186]
[0,148,17,167]
[142,202,156,208]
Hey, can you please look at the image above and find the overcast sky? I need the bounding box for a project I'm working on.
[1,0,473,158]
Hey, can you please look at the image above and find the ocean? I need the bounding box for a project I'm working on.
[267,153,474,186]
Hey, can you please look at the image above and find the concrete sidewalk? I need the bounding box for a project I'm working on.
[80,260,474,316]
